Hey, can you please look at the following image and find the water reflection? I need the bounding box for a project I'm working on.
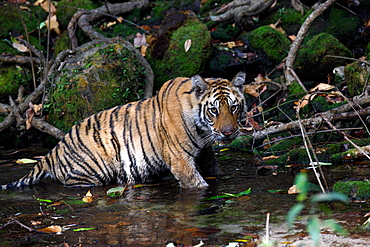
[0,150,297,246]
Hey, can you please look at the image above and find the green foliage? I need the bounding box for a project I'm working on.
[287,173,348,246]
[246,26,290,63]
[202,188,251,201]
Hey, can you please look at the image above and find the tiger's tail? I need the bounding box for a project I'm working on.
[1,160,49,189]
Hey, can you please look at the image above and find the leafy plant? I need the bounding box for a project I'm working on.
[287,172,348,246]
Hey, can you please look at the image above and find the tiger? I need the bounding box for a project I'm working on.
[1,72,246,189]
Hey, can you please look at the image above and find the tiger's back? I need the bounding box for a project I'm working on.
[2,72,246,189]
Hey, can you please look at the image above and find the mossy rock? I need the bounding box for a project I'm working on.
[344,61,370,97]
[243,26,290,63]
[324,7,362,39]
[333,180,370,199]
[47,38,148,132]
[147,13,213,88]
[295,33,352,81]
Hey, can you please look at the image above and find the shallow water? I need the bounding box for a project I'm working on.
[0,145,370,246]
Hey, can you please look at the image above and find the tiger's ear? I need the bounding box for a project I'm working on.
[231,72,246,92]
[192,75,209,98]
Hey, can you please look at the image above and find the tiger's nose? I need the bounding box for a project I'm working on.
[221,125,236,136]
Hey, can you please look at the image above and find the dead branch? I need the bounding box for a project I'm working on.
[243,94,370,140]
[31,118,65,140]
[210,0,275,24]
[68,0,150,49]
[284,0,337,85]
[0,55,41,65]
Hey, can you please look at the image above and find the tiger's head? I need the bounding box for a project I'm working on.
[192,72,246,143]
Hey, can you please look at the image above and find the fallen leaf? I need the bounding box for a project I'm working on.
[73,227,96,232]
[133,32,148,47]
[244,84,260,97]
[106,21,116,27]
[288,35,296,41]
[310,83,335,92]
[38,225,62,233]
[44,14,61,35]
[82,190,94,203]
[34,0,56,14]
[288,184,300,194]
[16,158,38,164]
[12,42,29,53]
[184,39,192,52]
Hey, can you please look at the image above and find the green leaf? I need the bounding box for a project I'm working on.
[307,217,321,246]
[73,227,96,232]
[106,186,126,197]
[311,192,348,203]
[286,203,304,229]
[202,188,251,201]
[35,198,53,203]
[323,219,348,236]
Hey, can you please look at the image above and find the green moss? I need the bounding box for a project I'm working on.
[56,0,97,27]
[54,31,70,56]
[246,26,290,63]
[261,7,313,34]
[324,7,362,38]
[344,61,370,96]
[0,66,28,100]
[147,17,212,87]
[288,81,306,96]
[210,21,241,41]
[333,181,370,199]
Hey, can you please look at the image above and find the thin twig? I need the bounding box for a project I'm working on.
[321,115,370,160]
[9,218,35,232]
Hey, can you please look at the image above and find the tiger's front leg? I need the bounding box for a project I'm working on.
[170,157,208,188]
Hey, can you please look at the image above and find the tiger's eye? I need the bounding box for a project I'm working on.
[209,107,218,114]
[230,105,238,112]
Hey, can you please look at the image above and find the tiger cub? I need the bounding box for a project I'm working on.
[2,72,246,189]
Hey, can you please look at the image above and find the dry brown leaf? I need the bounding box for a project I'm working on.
[296,93,316,109]
[184,39,192,52]
[140,45,147,57]
[44,14,61,35]
[19,6,31,11]
[288,35,296,41]
[106,21,116,27]
[310,83,335,92]
[82,190,94,203]
[288,184,300,194]
[116,16,123,23]
[34,0,56,14]
[244,84,260,97]
[12,42,29,53]
[38,225,62,233]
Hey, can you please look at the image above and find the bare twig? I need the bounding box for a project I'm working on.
[321,115,370,160]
